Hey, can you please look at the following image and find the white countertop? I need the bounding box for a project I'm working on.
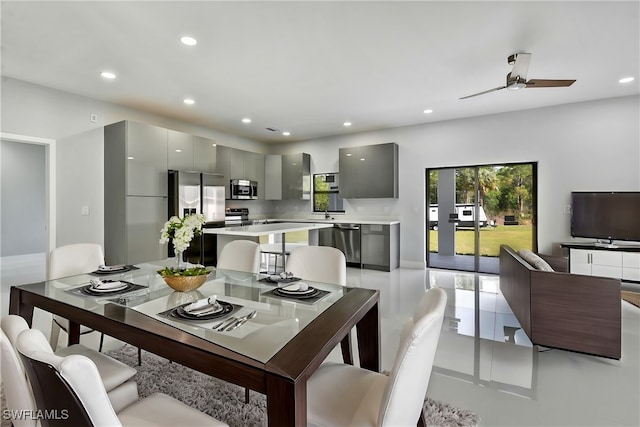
[271,217,400,225]
[204,222,333,237]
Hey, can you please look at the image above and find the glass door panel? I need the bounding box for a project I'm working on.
[427,163,536,274]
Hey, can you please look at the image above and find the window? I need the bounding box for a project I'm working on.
[313,173,344,213]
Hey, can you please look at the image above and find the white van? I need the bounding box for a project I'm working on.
[428,204,488,230]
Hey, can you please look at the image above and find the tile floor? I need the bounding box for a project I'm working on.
[3,256,639,426]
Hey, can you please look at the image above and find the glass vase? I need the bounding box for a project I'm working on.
[175,250,186,270]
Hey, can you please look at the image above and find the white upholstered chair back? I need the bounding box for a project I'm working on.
[48,243,105,280]
[217,240,261,274]
[16,328,122,427]
[1,328,38,427]
[285,246,347,286]
[48,243,104,349]
[377,287,447,426]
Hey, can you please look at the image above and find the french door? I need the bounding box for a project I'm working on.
[426,162,537,274]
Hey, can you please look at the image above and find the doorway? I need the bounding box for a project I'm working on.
[426,162,537,274]
[0,132,55,316]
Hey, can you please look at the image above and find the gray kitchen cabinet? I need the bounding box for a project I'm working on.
[215,145,232,189]
[167,130,194,171]
[104,120,168,264]
[244,151,265,199]
[193,136,218,173]
[361,223,400,271]
[265,154,283,200]
[339,142,398,198]
[215,146,265,199]
[229,147,245,180]
[282,153,311,200]
[107,120,168,197]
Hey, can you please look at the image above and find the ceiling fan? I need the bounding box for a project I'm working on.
[460,53,576,100]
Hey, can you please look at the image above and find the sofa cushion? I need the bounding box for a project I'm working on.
[517,249,554,272]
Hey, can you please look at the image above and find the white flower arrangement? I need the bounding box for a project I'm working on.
[160,214,207,254]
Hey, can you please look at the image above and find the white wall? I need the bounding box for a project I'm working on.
[277,95,640,266]
[1,77,270,247]
[2,77,638,267]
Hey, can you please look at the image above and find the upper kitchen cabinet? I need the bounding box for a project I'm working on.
[265,153,311,200]
[168,132,219,173]
[105,120,168,197]
[167,130,193,171]
[265,155,283,200]
[215,146,265,199]
[282,153,311,200]
[193,136,218,173]
[339,142,398,198]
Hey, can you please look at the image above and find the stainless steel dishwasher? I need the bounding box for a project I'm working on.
[333,224,361,265]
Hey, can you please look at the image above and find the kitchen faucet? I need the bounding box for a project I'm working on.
[324,210,331,220]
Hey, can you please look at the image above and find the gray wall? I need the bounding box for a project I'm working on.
[2,76,638,267]
[0,139,46,256]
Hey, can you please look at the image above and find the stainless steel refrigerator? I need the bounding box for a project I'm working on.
[168,170,225,265]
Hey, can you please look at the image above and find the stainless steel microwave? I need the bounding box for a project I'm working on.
[230,179,258,199]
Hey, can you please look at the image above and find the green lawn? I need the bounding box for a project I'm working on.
[429,225,533,257]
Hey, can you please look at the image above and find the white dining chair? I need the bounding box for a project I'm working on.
[2,315,139,416]
[48,243,105,350]
[217,240,261,274]
[306,287,447,427]
[285,245,353,364]
[16,328,228,427]
[48,243,142,365]
[285,245,347,286]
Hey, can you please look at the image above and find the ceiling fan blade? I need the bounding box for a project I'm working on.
[510,53,531,81]
[459,86,506,100]
[525,79,576,88]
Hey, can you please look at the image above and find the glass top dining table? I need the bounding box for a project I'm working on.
[9,259,380,426]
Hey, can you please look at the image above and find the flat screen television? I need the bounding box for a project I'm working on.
[571,192,640,242]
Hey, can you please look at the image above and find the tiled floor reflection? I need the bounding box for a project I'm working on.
[347,267,640,427]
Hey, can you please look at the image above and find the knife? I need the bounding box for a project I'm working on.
[224,317,248,332]
[215,317,237,331]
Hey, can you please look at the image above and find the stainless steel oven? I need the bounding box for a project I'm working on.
[230,179,258,200]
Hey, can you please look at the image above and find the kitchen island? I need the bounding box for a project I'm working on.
[204,222,334,263]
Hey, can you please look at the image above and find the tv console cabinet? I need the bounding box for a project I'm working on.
[561,242,640,283]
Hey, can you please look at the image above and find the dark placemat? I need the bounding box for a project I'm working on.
[262,287,330,304]
[67,280,147,298]
[158,300,242,323]
[259,276,301,284]
[90,265,140,275]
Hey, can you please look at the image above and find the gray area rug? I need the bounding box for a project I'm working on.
[105,345,479,427]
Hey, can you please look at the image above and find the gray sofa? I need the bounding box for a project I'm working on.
[500,245,621,359]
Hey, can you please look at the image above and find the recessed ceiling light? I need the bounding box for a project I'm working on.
[423,109,433,114]
[619,77,635,84]
[242,118,252,124]
[346,153,352,157]
[212,143,217,147]
[175,149,182,153]
[343,122,352,127]
[127,156,134,160]
[100,71,116,79]
[181,36,197,46]
[183,98,195,105]
[282,131,291,136]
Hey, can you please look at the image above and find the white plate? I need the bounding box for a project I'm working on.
[185,303,223,316]
[98,265,127,272]
[278,283,316,295]
[89,284,128,293]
